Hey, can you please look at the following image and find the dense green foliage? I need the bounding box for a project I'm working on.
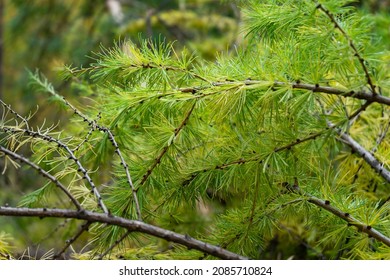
[1,0,390,259]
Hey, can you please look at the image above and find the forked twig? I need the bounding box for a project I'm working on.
[60,96,142,221]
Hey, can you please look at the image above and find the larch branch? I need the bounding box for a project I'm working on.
[0,207,248,260]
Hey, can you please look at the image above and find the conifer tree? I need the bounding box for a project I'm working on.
[1,0,390,259]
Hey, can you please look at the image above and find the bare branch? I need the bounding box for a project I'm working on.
[53,221,91,259]
[306,196,390,247]
[60,96,142,221]
[72,112,101,153]
[0,206,248,260]
[282,181,390,248]
[0,145,82,211]
[331,124,390,184]
[1,126,108,214]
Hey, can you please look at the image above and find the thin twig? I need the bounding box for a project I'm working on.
[306,195,390,247]
[36,219,71,246]
[0,99,30,129]
[315,3,377,95]
[347,100,372,123]
[97,230,131,260]
[60,97,142,221]
[53,221,91,259]
[282,182,390,248]
[68,61,210,84]
[72,112,101,153]
[0,145,82,210]
[140,100,197,185]
[1,126,108,214]
[181,129,327,187]
[330,122,390,184]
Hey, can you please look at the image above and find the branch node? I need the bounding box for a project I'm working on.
[324,200,330,205]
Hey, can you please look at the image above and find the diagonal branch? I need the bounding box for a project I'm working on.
[316,97,390,185]
[27,70,141,218]
[53,221,91,259]
[351,107,390,183]
[1,126,108,214]
[306,195,390,247]
[315,2,377,95]
[0,145,82,211]
[283,182,390,248]
[330,123,390,184]
[0,206,248,260]
[140,100,197,185]
[182,129,326,187]
[97,230,131,260]
[60,97,142,221]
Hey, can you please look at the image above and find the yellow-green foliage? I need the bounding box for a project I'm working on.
[1,0,390,260]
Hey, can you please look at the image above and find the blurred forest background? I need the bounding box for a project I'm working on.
[0,0,389,258]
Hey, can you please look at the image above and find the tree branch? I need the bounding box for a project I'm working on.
[59,96,142,221]
[315,2,377,95]
[1,126,108,214]
[97,230,131,259]
[283,182,390,248]
[0,206,248,260]
[53,221,91,259]
[306,196,390,247]
[183,80,390,106]
[0,145,82,211]
[330,123,390,184]
[140,100,197,185]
